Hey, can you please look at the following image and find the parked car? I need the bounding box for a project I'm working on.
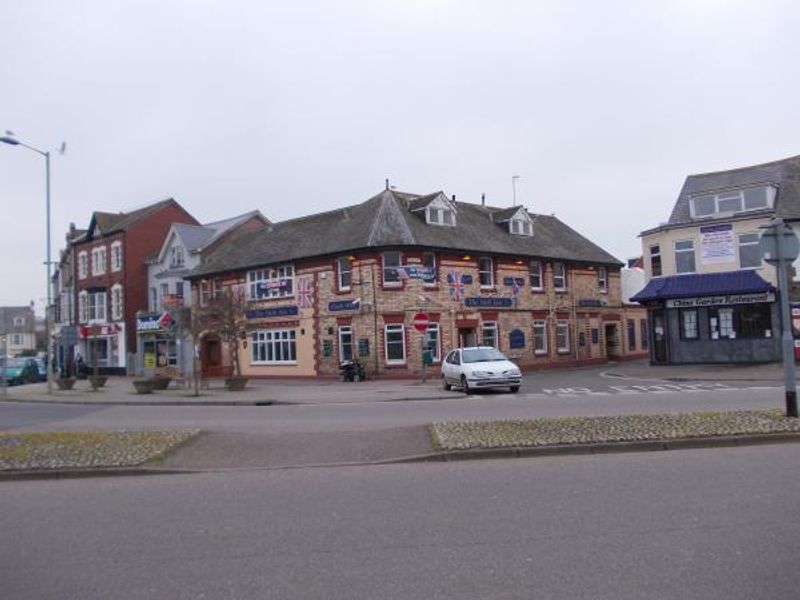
[32,358,47,382]
[2,358,41,386]
[441,346,522,393]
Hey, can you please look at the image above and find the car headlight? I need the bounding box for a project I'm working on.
[508,368,521,377]
[472,370,492,377]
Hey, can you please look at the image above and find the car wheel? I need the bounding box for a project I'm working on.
[509,386,520,393]
[442,376,451,391]
[460,375,470,393]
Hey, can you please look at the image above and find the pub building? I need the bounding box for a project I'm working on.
[631,271,780,364]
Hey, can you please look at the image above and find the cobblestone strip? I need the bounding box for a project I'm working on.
[430,410,800,451]
[0,430,200,471]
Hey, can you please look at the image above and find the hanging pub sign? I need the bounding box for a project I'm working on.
[665,292,775,309]
[328,299,360,312]
[464,297,513,308]
[509,329,525,349]
[245,305,299,319]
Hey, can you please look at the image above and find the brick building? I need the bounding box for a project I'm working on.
[188,188,647,379]
[54,198,197,374]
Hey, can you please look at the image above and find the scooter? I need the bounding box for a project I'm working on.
[339,359,365,382]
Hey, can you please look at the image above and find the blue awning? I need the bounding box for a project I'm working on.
[630,271,774,303]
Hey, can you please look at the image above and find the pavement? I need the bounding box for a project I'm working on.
[3,359,799,478]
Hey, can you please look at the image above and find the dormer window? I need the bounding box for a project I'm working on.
[427,206,455,226]
[170,246,185,268]
[510,219,533,236]
[690,185,775,219]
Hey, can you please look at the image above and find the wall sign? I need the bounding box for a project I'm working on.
[578,298,603,308]
[328,299,360,312]
[665,292,774,309]
[503,277,525,287]
[245,305,299,319]
[509,329,525,349]
[465,297,513,308]
[322,339,333,357]
[700,223,735,264]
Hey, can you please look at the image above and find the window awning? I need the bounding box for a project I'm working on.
[630,271,774,303]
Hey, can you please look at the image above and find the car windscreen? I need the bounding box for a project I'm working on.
[461,348,507,363]
[6,358,25,368]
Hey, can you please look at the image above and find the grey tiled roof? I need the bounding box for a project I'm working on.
[665,154,800,227]
[91,198,196,236]
[189,189,621,278]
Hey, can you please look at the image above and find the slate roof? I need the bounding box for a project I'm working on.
[190,189,621,279]
[90,198,194,237]
[630,271,773,303]
[647,154,800,233]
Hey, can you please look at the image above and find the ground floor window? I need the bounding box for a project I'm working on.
[708,304,771,340]
[143,337,177,368]
[680,309,699,340]
[640,319,648,349]
[533,320,547,354]
[425,323,440,362]
[481,321,498,348]
[385,324,406,363]
[556,320,570,353]
[251,329,297,363]
[338,326,353,362]
[627,319,636,350]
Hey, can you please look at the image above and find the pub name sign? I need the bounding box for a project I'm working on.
[665,292,775,309]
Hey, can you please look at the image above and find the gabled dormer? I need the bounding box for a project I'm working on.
[407,192,457,227]
[491,206,535,237]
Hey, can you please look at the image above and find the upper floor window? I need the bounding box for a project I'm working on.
[553,263,567,291]
[249,266,294,299]
[690,185,775,219]
[598,266,608,293]
[88,291,106,322]
[111,284,123,320]
[478,257,494,288]
[78,251,88,279]
[675,239,696,273]
[13,316,24,326]
[201,278,223,305]
[78,291,88,322]
[649,244,662,277]
[421,252,437,284]
[170,245,185,268]
[337,256,352,291]
[426,206,455,226]
[529,261,543,290]
[738,233,761,269]
[510,219,533,236]
[382,251,402,286]
[111,241,123,272]
[91,247,107,276]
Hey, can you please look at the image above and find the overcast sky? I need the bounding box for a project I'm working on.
[3,0,800,313]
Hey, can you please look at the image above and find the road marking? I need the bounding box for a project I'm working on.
[539,381,760,398]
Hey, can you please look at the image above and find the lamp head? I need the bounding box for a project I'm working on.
[0,136,20,146]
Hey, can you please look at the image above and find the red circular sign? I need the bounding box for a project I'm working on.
[412,312,430,332]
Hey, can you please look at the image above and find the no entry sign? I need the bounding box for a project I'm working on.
[412,312,430,332]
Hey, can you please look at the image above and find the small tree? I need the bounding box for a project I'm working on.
[201,284,249,380]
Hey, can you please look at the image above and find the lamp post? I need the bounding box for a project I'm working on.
[1,134,54,394]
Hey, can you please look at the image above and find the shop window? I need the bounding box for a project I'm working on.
[681,310,699,340]
[529,261,543,290]
[425,323,440,362]
[556,320,570,353]
[675,240,696,274]
[640,319,649,349]
[338,325,353,362]
[384,324,406,363]
[533,320,548,355]
[481,321,498,348]
[627,319,636,349]
[251,329,297,363]
[478,257,494,288]
[553,263,567,291]
[337,256,352,291]
[649,244,662,277]
[709,304,771,339]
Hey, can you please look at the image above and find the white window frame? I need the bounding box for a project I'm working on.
[78,291,88,322]
[88,291,106,322]
[421,252,436,285]
[649,244,662,277]
[111,284,123,320]
[338,325,354,362]
[149,288,157,312]
[248,265,294,300]
[738,232,761,269]
[250,329,297,364]
[556,320,570,353]
[690,186,775,219]
[425,323,441,362]
[597,266,608,293]
[13,316,24,326]
[553,263,567,291]
[11,334,22,346]
[384,324,406,364]
[78,251,88,279]
[337,256,352,291]
[481,321,498,348]
[674,239,696,274]
[478,257,494,288]
[91,247,107,276]
[510,219,533,236]
[200,278,223,305]
[170,245,185,268]
[533,320,548,355]
[382,251,403,287]
[111,241,123,272]
[426,206,455,226]
[529,261,543,291]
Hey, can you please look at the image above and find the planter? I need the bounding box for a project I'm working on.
[152,377,171,391]
[132,379,156,394]
[88,375,108,390]
[225,376,249,391]
[56,377,76,391]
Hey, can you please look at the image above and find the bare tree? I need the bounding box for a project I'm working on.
[200,284,248,381]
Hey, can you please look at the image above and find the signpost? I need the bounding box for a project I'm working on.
[413,312,430,383]
[759,218,800,417]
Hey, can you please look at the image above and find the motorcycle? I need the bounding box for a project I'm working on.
[339,359,365,382]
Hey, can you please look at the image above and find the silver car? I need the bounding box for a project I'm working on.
[441,346,522,393]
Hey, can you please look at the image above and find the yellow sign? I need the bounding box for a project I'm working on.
[144,353,156,369]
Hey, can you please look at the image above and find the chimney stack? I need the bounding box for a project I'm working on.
[481,193,485,207]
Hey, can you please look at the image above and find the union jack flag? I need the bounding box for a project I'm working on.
[447,270,464,302]
[297,276,314,309]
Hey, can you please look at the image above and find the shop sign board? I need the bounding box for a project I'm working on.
[700,223,735,264]
[464,297,513,308]
[328,299,360,312]
[665,292,775,309]
[245,305,299,319]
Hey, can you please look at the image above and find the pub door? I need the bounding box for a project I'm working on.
[201,335,224,377]
[651,310,668,364]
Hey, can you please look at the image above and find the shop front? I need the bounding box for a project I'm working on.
[136,311,192,377]
[632,272,780,364]
[78,323,126,375]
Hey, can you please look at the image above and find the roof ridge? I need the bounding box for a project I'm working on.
[687,154,800,179]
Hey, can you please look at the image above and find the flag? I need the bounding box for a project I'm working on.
[297,276,314,309]
[447,270,464,301]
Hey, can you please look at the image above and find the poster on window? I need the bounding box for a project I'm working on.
[700,223,735,264]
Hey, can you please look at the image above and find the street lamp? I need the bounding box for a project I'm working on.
[0,133,55,394]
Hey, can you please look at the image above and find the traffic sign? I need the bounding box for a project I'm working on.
[412,312,430,332]
[759,224,800,264]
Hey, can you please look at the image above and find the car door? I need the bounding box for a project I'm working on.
[442,350,457,382]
